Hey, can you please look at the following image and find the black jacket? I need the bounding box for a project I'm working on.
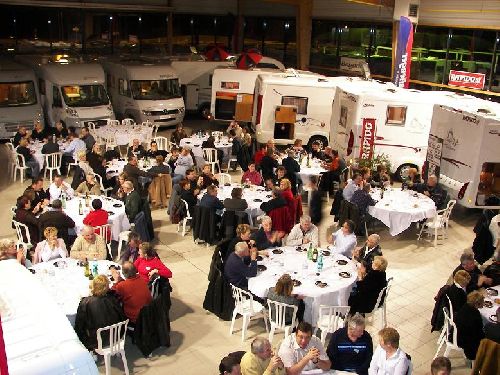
[251,227,281,250]
[327,327,373,375]
[472,210,496,264]
[453,264,483,294]
[38,210,76,247]
[125,190,142,222]
[309,189,323,225]
[223,198,248,211]
[41,141,60,154]
[259,155,278,181]
[348,270,387,314]
[455,304,485,360]
[444,284,467,316]
[431,284,450,332]
[192,205,220,245]
[260,196,286,214]
[15,208,40,244]
[127,145,146,159]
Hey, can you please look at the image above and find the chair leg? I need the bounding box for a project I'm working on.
[434,338,445,359]
[120,350,130,375]
[417,224,425,241]
[241,314,249,342]
[443,345,451,357]
[321,330,327,347]
[229,311,238,336]
[103,353,111,375]
[117,240,123,260]
[434,226,438,247]
[268,325,275,344]
[263,311,269,332]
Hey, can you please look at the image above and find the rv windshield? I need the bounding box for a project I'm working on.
[130,79,181,100]
[0,81,37,107]
[61,84,109,107]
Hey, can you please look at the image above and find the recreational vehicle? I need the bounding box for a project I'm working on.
[17,55,114,129]
[0,58,43,139]
[101,58,184,126]
[330,83,464,180]
[426,100,500,209]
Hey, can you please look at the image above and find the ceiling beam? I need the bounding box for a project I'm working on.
[0,0,173,12]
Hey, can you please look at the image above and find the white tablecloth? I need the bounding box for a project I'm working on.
[298,158,328,185]
[95,125,152,146]
[248,246,357,326]
[179,135,233,165]
[63,196,131,241]
[30,140,68,170]
[479,286,500,325]
[368,188,437,236]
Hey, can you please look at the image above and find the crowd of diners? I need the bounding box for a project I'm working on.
[3,118,499,373]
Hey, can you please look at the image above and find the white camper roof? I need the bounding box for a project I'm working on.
[436,96,500,121]
[0,58,36,82]
[102,58,178,81]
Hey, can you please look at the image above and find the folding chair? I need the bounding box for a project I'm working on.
[95,320,130,375]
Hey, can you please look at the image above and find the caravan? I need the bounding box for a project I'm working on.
[17,55,114,129]
[330,83,464,180]
[426,100,500,209]
[101,57,184,126]
[0,58,43,139]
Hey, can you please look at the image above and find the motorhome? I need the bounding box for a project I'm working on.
[252,73,367,148]
[210,67,283,123]
[330,83,466,180]
[16,55,114,129]
[426,100,500,209]
[101,57,185,126]
[0,58,43,139]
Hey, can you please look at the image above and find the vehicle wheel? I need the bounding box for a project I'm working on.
[199,103,211,119]
[395,163,417,182]
[307,135,328,150]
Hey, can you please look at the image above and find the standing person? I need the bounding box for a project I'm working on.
[267,274,305,323]
[240,337,285,375]
[327,220,357,258]
[122,181,142,223]
[308,176,323,225]
[368,328,409,375]
[327,313,373,375]
[16,138,40,178]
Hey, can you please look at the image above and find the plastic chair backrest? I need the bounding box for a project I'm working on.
[180,198,192,219]
[217,173,232,185]
[122,118,135,126]
[230,284,256,314]
[96,319,129,355]
[44,152,62,168]
[318,305,350,332]
[95,224,112,245]
[442,200,456,224]
[107,119,120,127]
[12,220,31,245]
[445,294,454,319]
[94,174,105,192]
[88,122,96,131]
[153,136,169,151]
[203,148,218,163]
[16,153,26,167]
[443,307,458,344]
[374,277,393,310]
[267,300,298,328]
[6,142,15,154]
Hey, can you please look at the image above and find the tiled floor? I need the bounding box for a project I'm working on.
[0,141,480,375]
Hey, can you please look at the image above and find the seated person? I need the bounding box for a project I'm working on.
[285,215,319,247]
[145,140,168,158]
[348,256,388,315]
[41,136,60,154]
[241,163,263,186]
[319,149,345,194]
[179,179,199,216]
[110,261,152,325]
[32,226,68,264]
[167,147,180,174]
[267,274,305,323]
[484,307,500,344]
[224,241,258,289]
[254,144,267,168]
[80,126,95,151]
[74,275,126,352]
[226,118,242,137]
[274,166,287,187]
[327,313,373,375]
[170,123,188,145]
[15,195,40,245]
[411,175,447,209]
[240,337,285,375]
[23,177,49,209]
[119,232,142,263]
[453,252,492,293]
[368,328,409,375]
[13,125,29,147]
[71,225,107,260]
[264,178,275,191]
[173,147,194,184]
[445,270,471,315]
[407,167,421,185]
[455,291,485,360]
[343,173,363,202]
[76,173,101,196]
[260,188,287,214]
[350,183,376,216]
[127,138,146,159]
[31,120,47,142]
[430,357,451,375]
[62,131,86,174]
[199,184,224,210]
[352,234,383,269]
[371,165,391,188]
[259,148,279,181]
[49,174,75,201]
[282,150,300,179]
[16,138,40,178]
[224,187,248,212]
[52,121,68,140]
[76,150,94,177]
[292,138,305,154]
[278,321,331,373]
[200,164,219,189]
[310,141,325,160]
[83,199,109,231]
[111,172,127,200]
[134,242,172,283]
[38,198,76,247]
[484,250,500,287]
[185,168,202,192]
[0,238,27,266]
[327,220,357,258]
[251,216,284,250]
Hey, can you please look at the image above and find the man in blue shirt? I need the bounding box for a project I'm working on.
[199,184,224,210]
[350,183,376,216]
[224,241,257,289]
[327,313,373,375]
[62,131,86,174]
[343,173,363,202]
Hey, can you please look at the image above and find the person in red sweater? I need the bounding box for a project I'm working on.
[253,144,267,167]
[83,199,109,236]
[110,261,152,324]
[134,242,172,283]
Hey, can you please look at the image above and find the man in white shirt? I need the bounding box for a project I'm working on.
[49,174,75,201]
[328,220,357,258]
[489,214,500,251]
[285,215,319,247]
[343,173,363,202]
[278,321,331,374]
[62,131,86,174]
[368,327,409,375]
[173,147,194,184]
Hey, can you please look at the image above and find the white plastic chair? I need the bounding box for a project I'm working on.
[87,121,97,133]
[225,153,241,173]
[43,152,62,181]
[314,305,350,346]
[95,224,113,259]
[94,174,113,197]
[177,199,192,236]
[122,118,135,126]
[217,173,232,185]
[13,153,29,183]
[153,136,170,151]
[433,307,467,362]
[202,148,220,173]
[95,319,130,375]
[66,155,78,177]
[267,300,298,344]
[107,119,121,126]
[211,131,223,138]
[116,230,131,261]
[12,220,33,251]
[5,142,16,179]
[229,284,268,342]
[418,200,457,246]
[365,277,393,329]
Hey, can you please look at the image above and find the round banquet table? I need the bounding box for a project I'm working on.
[95,124,152,146]
[30,258,120,326]
[479,286,500,325]
[63,195,131,241]
[368,188,437,236]
[179,135,233,165]
[298,158,328,185]
[30,140,68,171]
[248,246,357,326]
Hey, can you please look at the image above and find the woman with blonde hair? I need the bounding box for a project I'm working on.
[0,238,27,266]
[267,273,305,324]
[74,274,125,352]
[32,227,68,264]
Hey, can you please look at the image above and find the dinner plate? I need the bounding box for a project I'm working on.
[272,249,283,254]
[322,250,331,256]
[224,183,231,186]
[256,255,263,261]
[490,314,498,323]
[315,281,328,288]
[339,272,351,278]
[257,265,267,271]
[293,279,302,287]
[113,203,122,208]
[336,259,348,265]
[184,141,191,144]
[266,195,272,198]
[296,247,304,252]
[486,288,498,296]
[107,211,115,215]
[484,300,493,308]
[254,199,263,202]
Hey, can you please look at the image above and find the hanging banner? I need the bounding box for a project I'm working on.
[393,16,414,88]
[359,118,376,161]
[448,70,485,90]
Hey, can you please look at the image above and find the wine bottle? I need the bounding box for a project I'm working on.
[78,199,83,215]
[83,258,90,278]
[312,247,318,263]
[307,243,313,260]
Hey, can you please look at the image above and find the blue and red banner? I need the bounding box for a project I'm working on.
[393,16,414,88]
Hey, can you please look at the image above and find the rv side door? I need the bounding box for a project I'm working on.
[185,84,199,110]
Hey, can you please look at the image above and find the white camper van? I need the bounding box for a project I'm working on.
[16,55,114,129]
[426,100,500,209]
[210,67,283,123]
[0,58,43,139]
[330,83,464,180]
[101,58,184,126]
